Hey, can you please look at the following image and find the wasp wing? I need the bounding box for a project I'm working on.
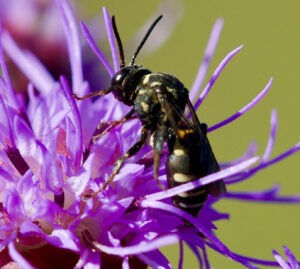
[155,84,226,196]
[186,98,226,196]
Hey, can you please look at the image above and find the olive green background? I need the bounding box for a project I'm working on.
[79,1,300,268]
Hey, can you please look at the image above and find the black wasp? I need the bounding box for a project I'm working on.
[74,15,226,216]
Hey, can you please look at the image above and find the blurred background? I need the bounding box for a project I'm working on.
[3,0,300,268]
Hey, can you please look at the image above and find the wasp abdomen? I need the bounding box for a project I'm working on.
[166,138,210,217]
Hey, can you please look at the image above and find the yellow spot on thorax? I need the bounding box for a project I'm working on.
[142,74,151,85]
[140,101,150,113]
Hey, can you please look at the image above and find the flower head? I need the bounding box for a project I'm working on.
[0,0,300,268]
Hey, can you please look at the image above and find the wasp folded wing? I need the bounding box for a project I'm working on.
[186,98,226,196]
[154,84,226,216]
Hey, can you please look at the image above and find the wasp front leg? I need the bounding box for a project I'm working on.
[92,109,135,141]
[73,88,112,100]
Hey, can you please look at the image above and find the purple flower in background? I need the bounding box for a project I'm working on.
[0,0,70,92]
[273,246,299,269]
[0,0,299,268]
[0,0,183,94]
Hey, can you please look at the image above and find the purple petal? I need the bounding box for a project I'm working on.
[185,240,204,269]
[220,142,257,168]
[144,156,258,201]
[273,250,291,269]
[0,163,14,183]
[8,241,35,269]
[198,204,229,229]
[122,256,130,269]
[206,242,263,268]
[137,250,172,269]
[60,76,83,171]
[0,96,16,147]
[26,84,67,142]
[16,172,40,212]
[202,245,210,269]
[139,200,231,255]
[178,240,184,269]
[0,76,6,92]
[90,233,179,256]
[56,0,83,92]
[190,18,224,102]
[13,115,42,172]
[19,220,44,235]
[208,77,273,132]
[40,143,63,194]
[74,249,100,268]
[0,22,18,109]
[283,246,299,269]
[3,188,26,222]
[194,45,243,111]
[80,21,114,77]
[102,7,119,71]
[261,109,277,163]
[0,231,17,254]
[227,143,300,185]
[2,31,55,93]
[225,185,300,203]
[48,229,79,252]
[67,152,94,196]
[253,143,300,175]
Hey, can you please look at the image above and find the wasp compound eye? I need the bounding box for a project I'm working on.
[111,68,130,86]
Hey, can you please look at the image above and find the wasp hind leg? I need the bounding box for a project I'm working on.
[199,123,208,136]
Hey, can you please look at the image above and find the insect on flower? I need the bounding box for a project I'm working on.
[74,15,226,215]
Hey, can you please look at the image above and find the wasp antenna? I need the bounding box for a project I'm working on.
[130,15,163,66]
[112,16,125,68]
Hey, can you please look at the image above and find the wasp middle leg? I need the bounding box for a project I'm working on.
[86,126,148,198]
[151,126,167,189]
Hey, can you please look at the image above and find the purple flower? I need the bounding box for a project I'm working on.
[273,246,299,269]
[0,0,299,268]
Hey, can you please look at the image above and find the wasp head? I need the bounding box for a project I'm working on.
[110,65,151,106]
